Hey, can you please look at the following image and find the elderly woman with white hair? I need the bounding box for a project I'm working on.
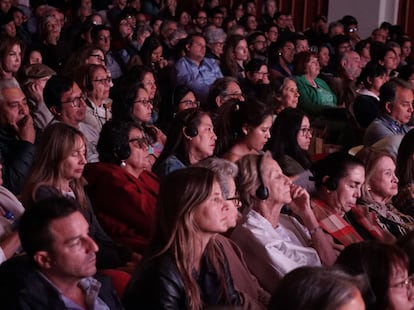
[205,27,227,61]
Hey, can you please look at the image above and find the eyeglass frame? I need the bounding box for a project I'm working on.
[390,274,414,295]
[61,94,87,108]
[298,127,314,136]
[133,99,153,108]
[226,196,242,208]
[92,77,112,85]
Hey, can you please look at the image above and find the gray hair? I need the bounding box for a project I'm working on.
[0,78,21,103]
[204,27,227,45]
[194,157,238,199]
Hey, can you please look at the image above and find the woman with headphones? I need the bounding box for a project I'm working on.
[231,152,336,294]
[83,119,159,255]
[311,152,365,247]
[152,108,217,179]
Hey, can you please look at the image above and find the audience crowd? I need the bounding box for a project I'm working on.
[1,0,414,309]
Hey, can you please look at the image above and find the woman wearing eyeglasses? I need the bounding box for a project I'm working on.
[336,241,414,310]
[112,82,166,158]
[21,123,137,269]
[266,108,315,193]
[83,119,159,254]
[76,64,113,132]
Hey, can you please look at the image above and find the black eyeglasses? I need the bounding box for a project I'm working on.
[89,54,105,62]
[298,127,314,136]
[179,99,200,107]
[92,77,112,85]
[226,197,242,208]
[61,94,86,108]
[128,137,149,149]
[134,99,153,107]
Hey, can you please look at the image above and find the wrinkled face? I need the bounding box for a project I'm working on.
[281,79,299,109]
[0,87,28,127]
[59,83,87,126]
[280,42,295,64]
[133,87,152,123]
[193,180,230,235]
[187,36,206,62]
[29,50,42,64]
[387,266,414,310]
[90,67,111,99]
[222,177,239,229]
[151,46,163,63]
[2,43,21,74]
[368,156,398,201]
[306,55,320,78]
[177,91,198,112]
[234,39,249,61]
[60,137,86,181]
[46,212,98,280]
[330,165,365,215]
[296,116,312,151]
[318,46,330,67]
[387,87,414,125]
[210,40,225,57]
[141,72,157,100]
[126,126,152,170]
[243,115,272,152]
[295,39,309,53]
[262,156,292,204]
[344,52,362,79]
[189,114,217,160]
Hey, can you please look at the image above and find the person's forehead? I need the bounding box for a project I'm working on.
[1,87,24,100]
[49,212,87,242]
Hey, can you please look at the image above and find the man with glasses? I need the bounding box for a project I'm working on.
[191,9,207,34]
[44,75,100,162]
[247,31,268,62]
[0,79,36,195]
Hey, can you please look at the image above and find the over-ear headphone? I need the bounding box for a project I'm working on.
[183,126,198,138]
[324,176,338,191]
[256,154,269,200]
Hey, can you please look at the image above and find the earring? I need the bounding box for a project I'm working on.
[278,52,282,56]
[120,160,126,167]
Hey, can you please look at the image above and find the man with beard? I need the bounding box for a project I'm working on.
[0,197,123,309]
[247,31,268,62]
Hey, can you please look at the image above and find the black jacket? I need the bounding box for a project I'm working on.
[0,255,124,310]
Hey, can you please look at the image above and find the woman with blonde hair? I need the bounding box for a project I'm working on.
[124,167,243,309]
[21,123,135,269]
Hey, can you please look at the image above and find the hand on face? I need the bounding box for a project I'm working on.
[287,183,311,216]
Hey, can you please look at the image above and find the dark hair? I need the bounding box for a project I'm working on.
[97,119,143,165]
[293,51,318,75]
[331,34,351,49]
[355,39,371,55]
[205,76,239,113]
[270,266,365,310]
[357,61,387,89]
[112,81,145,121]
[396,128,414,186]
[43,75,74,109]
[312,152,364,190]
[268,37,295,65]
[374,46,396,64]
[221,34,246,78]
[379,78,413,111]
[90,25,111,41]
[244,58,267,73]
[19,196,79,260]
[336,241,409,310]
[215,98,273,156]
[266,108,312,171]
[340,15,358,29]
[398,64,414,81]
[153,108,210,169]
[75,63,107,93]
[140,36,163,67]
[396,230,414,274]
[246,31,265,46]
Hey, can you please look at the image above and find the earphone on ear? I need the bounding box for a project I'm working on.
[256,155,269,200]
[324,176,338,191]
[183,126,198,138]
[114,144,131,161]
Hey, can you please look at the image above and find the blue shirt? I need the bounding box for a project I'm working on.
[175,56,223,104]
[364,114,411,146]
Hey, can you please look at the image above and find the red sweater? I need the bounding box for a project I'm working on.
[84,162,159,254]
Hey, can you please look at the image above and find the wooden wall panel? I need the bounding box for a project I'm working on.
[398,0,414,39]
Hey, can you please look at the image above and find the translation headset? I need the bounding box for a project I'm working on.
[256,154,269,200]
[114,143,131,161]
[323,176,338,191]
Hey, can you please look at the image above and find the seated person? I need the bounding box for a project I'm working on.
[231,152,336,293]
[84,119,159,254]
[0,197,123,309]
[152,108,217,179]
[364,78,413,146]
[266,108,315,193]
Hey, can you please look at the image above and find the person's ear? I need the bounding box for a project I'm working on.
[215,95,223,107]
[385,101,393,114]
[49,106,61,116]
[242,124,249,135]
[33,251,53,269]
